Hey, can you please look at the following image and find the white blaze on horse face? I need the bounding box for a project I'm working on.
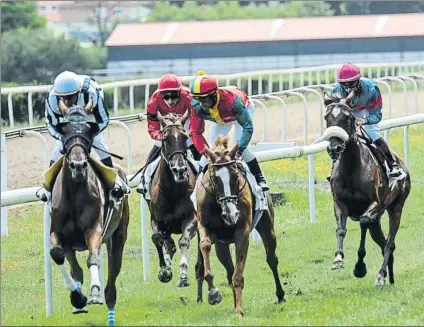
[216,167,231,197]
[332,106,341,118]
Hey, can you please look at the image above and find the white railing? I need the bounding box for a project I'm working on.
[1,75,423,318]
[2,61,424,128]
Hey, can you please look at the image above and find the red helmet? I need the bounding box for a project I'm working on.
[158,74,183,92]
[336,63,361,83]
[190,70,218,97]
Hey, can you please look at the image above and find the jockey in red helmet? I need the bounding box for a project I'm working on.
[189,70,269,191]
[328,63,406,181]
[136,73,201,194]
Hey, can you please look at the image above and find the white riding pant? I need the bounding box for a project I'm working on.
[51,132,110,162]
[208,103,256,162]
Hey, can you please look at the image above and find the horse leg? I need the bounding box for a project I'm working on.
[164,234,176,271]
[360,201,380,224]
[195,231,205,303]
[232,229,250,317]
[331,201,348,270]
[367,221,387,286]
[378,200,404,285]
[151,220,172,283]
[353,223,368,278]
[50,232,87,312]
[215,242,234,286]
[176,218,197,288]
[85,223,104,305]
[65,250,89,314]
[198,222,222,305]
[255,212,285,303]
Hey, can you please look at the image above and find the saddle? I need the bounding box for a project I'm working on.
[357,133,389,179]
[43,155,118,192]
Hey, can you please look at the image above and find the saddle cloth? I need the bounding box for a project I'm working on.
[43,155,118,192]
[141,151,200,200]
[190,160,269,231]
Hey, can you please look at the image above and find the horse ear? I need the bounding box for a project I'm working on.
[157,110,164,122]
[180,110,189,126]
[86,122,100,136]
[229,142,239,159]
[204,146,216,163]
[57,122,69,135]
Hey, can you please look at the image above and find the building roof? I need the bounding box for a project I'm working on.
[105,13,424,47]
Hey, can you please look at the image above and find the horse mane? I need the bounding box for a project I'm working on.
[214,135,229,150]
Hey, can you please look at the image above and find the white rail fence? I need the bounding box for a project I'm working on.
[1,75,424,317]
[2,61,424,128]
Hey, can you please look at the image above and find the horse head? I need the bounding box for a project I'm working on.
[204,135,242,226]
[323,90,357,161]
[157,111,190,183]
[57,106,99,182]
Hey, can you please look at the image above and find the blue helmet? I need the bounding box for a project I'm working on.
[53,71,81,96]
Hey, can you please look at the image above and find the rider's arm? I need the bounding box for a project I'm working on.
[232,97,253,154]
[45,96,62,140]
[147,94,162,140]
[331,85,346,100]
[365,85,383,125]
[189,100,208,154]
[89,83,109,132]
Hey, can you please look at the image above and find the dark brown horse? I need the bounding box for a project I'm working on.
[49,106,129,326]
[323,99,411,285]
[147,112,198,287]
[195,136,284,316]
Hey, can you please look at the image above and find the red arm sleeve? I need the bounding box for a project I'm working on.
[189,106,207,154]
[147,94,162,140]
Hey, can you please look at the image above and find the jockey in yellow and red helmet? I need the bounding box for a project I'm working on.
[136,73,202,194]
[189,70,269,191]
[329,63,406,180]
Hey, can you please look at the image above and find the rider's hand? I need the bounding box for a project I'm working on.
[339,98,347,105]
[235,150,243,161]
[355,118,366,126]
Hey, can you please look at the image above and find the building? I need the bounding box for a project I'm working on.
[104,13,424,77]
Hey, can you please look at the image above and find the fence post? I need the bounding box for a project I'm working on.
[1,133,7,237]
[7,94,14,128]
[140,196,150,282]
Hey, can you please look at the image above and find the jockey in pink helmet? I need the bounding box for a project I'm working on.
[329,63,406,181]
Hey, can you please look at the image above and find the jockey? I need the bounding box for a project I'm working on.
[136,73,201,194]
[189,70,269,191]
[330,63,406,180]
[36,70,130,202]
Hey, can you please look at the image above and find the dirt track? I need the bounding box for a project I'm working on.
[5,90,423,189]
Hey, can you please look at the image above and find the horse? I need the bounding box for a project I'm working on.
[147,111,198,287]
[323,97,411,286]
[48,105,129,326]
[194,135,284,316]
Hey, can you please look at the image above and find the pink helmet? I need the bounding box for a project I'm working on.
[336,63,361,83]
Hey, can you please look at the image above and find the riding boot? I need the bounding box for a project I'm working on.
[246,158,269,191]
[136,145,161,194]
[36,159,56,202]
[101,157,131,200]
[374,138,406,180]
[188,144,202,161]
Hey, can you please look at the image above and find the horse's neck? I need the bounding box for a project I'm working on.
[338,136,366,173]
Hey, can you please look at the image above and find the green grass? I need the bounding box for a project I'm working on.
[1,126,423,326]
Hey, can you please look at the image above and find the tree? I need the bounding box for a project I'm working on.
[1,1,46,33]
[1,27,105,84]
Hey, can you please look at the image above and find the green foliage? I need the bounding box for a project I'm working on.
[146,1,334,22]
[0,1,47,33]
[1,28,107,84]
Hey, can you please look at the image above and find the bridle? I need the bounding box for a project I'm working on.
[202,159,248,207]
[159,123,188,166]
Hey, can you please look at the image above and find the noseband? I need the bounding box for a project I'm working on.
[326,103,357,156]
[205,160,247,207]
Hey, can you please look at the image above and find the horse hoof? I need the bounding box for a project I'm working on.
[70,289,87,309]
[158,267,173,283]
[197,297,203,304]
[177,277,190,288]
[375,275,386,286]
[208,288,222,305]
[353,262,367,278]
[331,260,344,270]
[72,306,88,314]
[235,309,244,317]
[88,286,104,305]
[276,291,285,303]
